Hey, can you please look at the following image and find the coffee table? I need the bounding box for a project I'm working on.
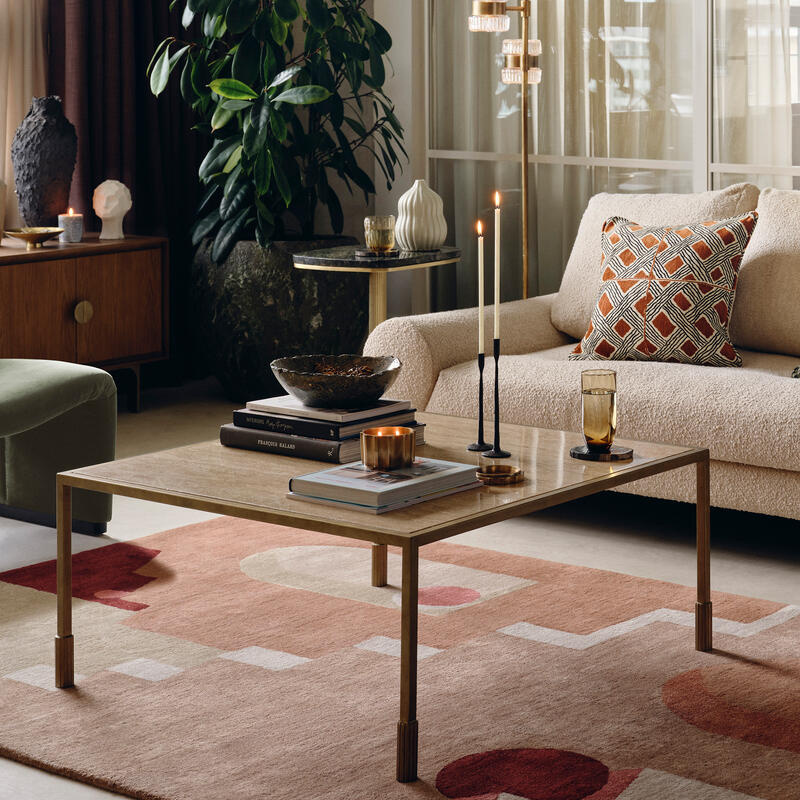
[53,413,710,783]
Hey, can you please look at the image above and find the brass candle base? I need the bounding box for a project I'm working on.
[570,445,633,463]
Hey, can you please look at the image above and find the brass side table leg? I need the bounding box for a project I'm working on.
[368,271,388,334]
[396,541,419,782]
[372,543,388,587]
[695,454,712,652]
[55,481,75,687]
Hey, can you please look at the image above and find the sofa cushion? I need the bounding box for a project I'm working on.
[730,188,800,357]
[570,214,757,367]
[425,345,800,472]
[551,183,760,340]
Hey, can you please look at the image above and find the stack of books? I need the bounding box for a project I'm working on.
[288,458,482,514]
[220,394,425,463]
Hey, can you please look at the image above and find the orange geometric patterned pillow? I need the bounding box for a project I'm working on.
[569,213,758,367]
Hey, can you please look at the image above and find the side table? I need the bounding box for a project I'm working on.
[294,246,461,333]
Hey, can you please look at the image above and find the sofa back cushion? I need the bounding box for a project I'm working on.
[551,183,760,340]
[730,188,800,357]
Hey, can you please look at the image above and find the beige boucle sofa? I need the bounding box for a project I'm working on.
[364,183,800,520]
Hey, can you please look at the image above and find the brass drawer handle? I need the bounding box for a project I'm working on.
[74,300,94,324]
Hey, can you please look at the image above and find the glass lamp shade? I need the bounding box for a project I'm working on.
[468,14,511,32]
[501,66,543,85]
[501,39,543,57]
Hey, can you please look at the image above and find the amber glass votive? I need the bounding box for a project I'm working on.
[360,426,415,470]
[581,369,617,452]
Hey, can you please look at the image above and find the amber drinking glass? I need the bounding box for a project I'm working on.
[364,215,395,252]
[581,369,617,452]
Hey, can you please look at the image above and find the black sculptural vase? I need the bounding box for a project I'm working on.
[11,96,77,226]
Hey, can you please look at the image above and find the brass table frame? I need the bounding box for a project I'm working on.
[54,415,711,784]
[293,256,460,333]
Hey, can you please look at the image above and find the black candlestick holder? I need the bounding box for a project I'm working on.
[483,337,511,459]
[467,352,492,452]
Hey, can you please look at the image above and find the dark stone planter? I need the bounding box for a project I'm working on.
[11,97,77,226]
[192,237,369,402]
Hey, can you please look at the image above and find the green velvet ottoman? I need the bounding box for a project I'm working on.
[0,360,116,534]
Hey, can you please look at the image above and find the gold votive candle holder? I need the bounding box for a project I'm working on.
[360,426,415,470]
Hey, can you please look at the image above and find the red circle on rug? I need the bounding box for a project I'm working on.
[418,586,481,606]
[435,747,610,800]
[662,660,800,753]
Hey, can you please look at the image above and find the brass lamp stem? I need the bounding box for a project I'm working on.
[519,0,530,299]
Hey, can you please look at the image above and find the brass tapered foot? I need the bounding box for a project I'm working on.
[396,719,419,782]
[55,635,74,688]
[695,601,713,652]
[372,544,388,587]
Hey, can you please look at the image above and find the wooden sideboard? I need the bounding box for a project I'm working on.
[0,234,169,410]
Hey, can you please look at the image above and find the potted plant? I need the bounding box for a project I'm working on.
[149,0,405,399]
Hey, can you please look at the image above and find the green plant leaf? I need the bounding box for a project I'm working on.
[270,14,288,46]
[196,184,222,217]
[306,0,330,31]
[208,0,231,13]
[190,208,221,246]
[149,46,172,96]
[369,48,385,87]
[344,115,366,137]
[325,187,344,233]
[198,135,240,180]
[225,0,258,34]
[255,195,274,223]
[275,0,299,22]
[224,163,243,197]
[272,160,292,206]
[211,103,234,131]
[180,56,195,103]
[273,85,330,105]
[232,33,261,86]
[243,96,270,157]
[269,110,288,141]
[222,144,243,173]
[220,178,249,219]
[146,38,170,77]
[371,19,392,53]
[221,98,253,110]
[211,208,249,263]
[254,150,272,194]
[191,55,211,97]
[187,0,210,13]
[267,64,302,90]
[208,78,258,100]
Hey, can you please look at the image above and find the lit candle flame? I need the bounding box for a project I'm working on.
[68,207,74,215]
[476,220,483,236]
[495,191,501,208]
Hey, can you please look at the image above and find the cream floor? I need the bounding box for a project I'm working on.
[1,378,798,800]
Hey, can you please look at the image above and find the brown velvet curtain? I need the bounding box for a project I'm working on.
[48,0,206,379]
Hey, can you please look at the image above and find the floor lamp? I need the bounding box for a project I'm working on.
[468,1,542,299]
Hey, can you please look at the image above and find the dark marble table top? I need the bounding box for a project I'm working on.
[293,245,461,269]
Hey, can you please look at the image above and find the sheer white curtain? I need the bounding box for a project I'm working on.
[0,0,48,231]
[714,0,792,178]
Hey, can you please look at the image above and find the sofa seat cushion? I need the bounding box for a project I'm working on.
[551,183,760,340]
[0,359,117,439]
[426,345,800,472]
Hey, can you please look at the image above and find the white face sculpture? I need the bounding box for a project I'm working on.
[93,180,132,220]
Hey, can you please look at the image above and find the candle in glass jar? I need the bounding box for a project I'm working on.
[58,208,83,243]
[477,220,484,354]
[494,192,501,339]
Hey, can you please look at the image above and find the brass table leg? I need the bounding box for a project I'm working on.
[368,271,388,334]
[55,481,74,687]
[695,454,712,652]
[372,544,388,587]
[396,541,419,782]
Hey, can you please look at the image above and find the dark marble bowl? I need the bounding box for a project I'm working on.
[269,355,402,409]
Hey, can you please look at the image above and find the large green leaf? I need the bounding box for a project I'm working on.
[211,208,249,263]
[270,110,288,142]
[146,38,170,77]
[191,208,221,246]
[208,78,258,100]
[222,144,243,173]
[253,150,272,194]
[224,163,243,197]
[221,98,253,110]
[190,55,211,97]
[369,48,385,87]
[220,179,249,220]
[149,47,171,96]
[306,0,330,31]
[371,19,392,53]
[210,103,234,131]
[272,160,292,206]
[275,0,299,22]
[225,0,258,34]
[187,0,211,12]
[267,65,302,90]
[232,34,261,86]
[270,14,288,46]
[198,135,240,180]
[180,56,195,103]
[243,96,270,157]
[272,85,330,105]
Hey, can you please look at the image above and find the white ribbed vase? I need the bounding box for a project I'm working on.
[395,179,447,251]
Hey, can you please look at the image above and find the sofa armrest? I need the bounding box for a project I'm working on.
[363,293,571,411]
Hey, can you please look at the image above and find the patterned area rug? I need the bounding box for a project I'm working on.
[1,518,799,800]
